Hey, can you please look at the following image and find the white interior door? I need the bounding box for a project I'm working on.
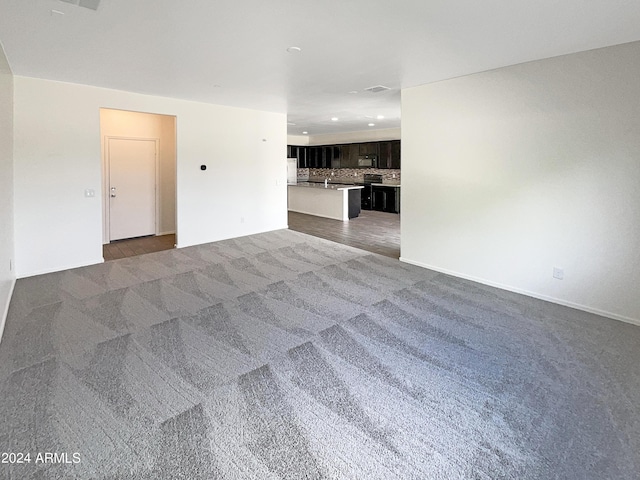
[108,138,157,241]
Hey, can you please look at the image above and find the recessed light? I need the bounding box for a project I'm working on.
[376,115,384,120]
[348,91,358,94]
[287,122,296,126]
[287,46,302,53]
[51,9,65,15]
[302,131,308,134]
[331,117,338,121]
[368,123,375,127]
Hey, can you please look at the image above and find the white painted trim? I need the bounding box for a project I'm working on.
[103,135,160,243]
[0,278,16,346]
[171,115,178,249]
[17,257,104,279]
[399,257,640,327]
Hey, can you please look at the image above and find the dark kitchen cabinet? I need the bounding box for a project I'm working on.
[378,140,401,169]
[322,146,339,169]
[339,144,359,168]
[359,142,379,156]
[322,147,330,168]
[287,145,309,168]
[338,144,350,168]
[290,140,399,170]
[378,141,391,168]
[349,144,359,167]
[372,186,400,213]
[331,146,340,169]
[390,140,401,169]
[308,146,334,168]
[308,146,321,168]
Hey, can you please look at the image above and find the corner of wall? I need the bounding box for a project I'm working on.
[0,41,15,345]
[0,278,16,345]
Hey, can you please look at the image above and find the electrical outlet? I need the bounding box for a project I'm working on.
[553,267,564,280]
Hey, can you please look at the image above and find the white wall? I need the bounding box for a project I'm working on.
[100,108,176,243]
[13,77,287,277]
[306,128,400,146]
[0,44,15,332]
[287,134,309,146]
[288,128,401,146]
[401,41,640,325]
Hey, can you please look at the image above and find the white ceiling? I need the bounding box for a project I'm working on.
[2,0,640,136]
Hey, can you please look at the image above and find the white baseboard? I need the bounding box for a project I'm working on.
[399,256,640,327]
[175,225,289,249]
[157,230,176,236]
[0,277,16,346]
[17,257,105,279]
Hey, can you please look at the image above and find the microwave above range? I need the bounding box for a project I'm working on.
[357,155,378,168]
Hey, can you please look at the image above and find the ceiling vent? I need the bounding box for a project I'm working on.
[59,0,101,11]
[364,85,391,93]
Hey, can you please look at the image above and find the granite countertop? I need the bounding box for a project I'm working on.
[289,182,364,191]
[305,178,356,185]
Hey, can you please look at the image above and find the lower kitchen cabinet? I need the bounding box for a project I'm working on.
[372,186,400,213]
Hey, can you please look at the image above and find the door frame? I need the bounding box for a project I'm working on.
[102,136,160,244]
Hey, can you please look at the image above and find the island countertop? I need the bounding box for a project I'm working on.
[289,182,364,191]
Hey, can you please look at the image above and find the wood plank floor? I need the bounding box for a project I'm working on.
[288,210,400,258]
[103,211,399,262]
[103,234,176,261]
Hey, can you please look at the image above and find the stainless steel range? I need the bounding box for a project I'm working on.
[359,174,383,210]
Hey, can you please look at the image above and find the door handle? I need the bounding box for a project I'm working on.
[110,187,116,198]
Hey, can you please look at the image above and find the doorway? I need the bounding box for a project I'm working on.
[100,108,177,260]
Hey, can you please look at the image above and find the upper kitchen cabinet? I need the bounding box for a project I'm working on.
[390,140,400,169]
[290,140,400,169]
[308,146,334,168]
[322,146,340,169]
[308,146,321,168]
[359,142,379,156]
[288,145,309,168]
[338,144,349,168]
[379,142,391,168]
[331,146,340,169]
[338,144,358,169]
[378,140,401,169]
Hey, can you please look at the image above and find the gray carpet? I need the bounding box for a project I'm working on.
[0,229,638,479]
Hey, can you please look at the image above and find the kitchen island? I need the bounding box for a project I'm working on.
[288,182,364,221]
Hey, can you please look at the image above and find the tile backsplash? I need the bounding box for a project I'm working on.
[297,168,400,184]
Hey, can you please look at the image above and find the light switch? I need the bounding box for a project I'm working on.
[85,189,95,198]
